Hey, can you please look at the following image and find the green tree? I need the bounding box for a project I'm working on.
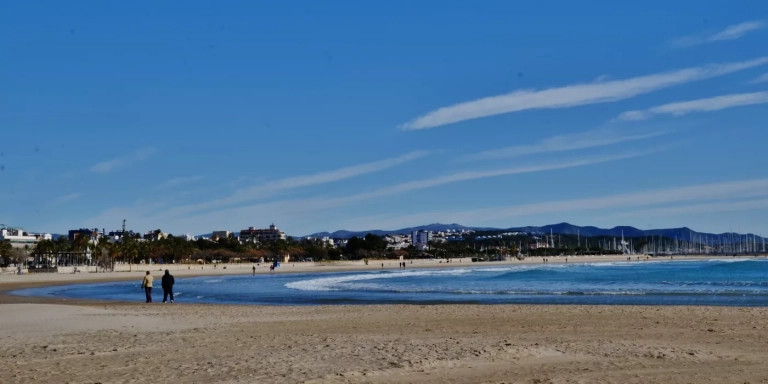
[0,240,13,267]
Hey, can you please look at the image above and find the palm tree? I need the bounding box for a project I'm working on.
[117,237,140,269]
[71,235,90,265]
[89,236,115,272]
[33,239,57,269]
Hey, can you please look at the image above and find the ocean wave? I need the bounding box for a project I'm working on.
[586,261,643,267]
[285,268,472,291]
[471,264,568,273]
[661,280,768,287]
[707,258,753,263]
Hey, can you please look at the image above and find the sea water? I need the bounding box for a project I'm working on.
[9,258,768,306]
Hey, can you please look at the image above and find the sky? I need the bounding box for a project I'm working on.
[2,1,768,237]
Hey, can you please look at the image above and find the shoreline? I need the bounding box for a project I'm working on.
[0,253,754,303]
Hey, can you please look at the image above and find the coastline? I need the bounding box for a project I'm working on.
[0,253,738,298]
[2,255,766,383]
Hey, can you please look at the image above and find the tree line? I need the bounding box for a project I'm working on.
[1,231,665,269]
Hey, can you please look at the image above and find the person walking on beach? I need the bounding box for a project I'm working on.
[252,265,256,276]
[162,269,175,303]
[141,271,154,303]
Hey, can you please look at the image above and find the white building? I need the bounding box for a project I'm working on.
[384,234,410,250]
[0,227,52,248]
[211,231,232,241]
[239,224,286,244]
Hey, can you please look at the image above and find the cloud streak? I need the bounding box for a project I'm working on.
[618,91,768,121]
[400,56,768,130]
[464,128,669,160]
[182,150,653,220]
[339,152,647,203]
[84,145,668,235]
[90,148,157,173]
[133,149,650,233]
[152,150,432,218]
[670,21,766,48]
[55,193,81,203]
[234,150,431,198]
[751,73,768,84]
[614,198,768,218]
[157,175,204,190]
[362,178,768,229]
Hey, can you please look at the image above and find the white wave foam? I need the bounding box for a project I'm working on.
[707,258,751,263]
[470,264,569,273]
[285,269,471,291]
[587,261,638,267]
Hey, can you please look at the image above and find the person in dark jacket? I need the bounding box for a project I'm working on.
[161,269,175,303]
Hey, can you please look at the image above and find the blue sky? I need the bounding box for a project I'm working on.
[2,1,768,237]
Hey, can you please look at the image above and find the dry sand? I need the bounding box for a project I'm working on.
[2,256,767,383]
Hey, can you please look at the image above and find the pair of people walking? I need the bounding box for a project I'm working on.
[141,270,175,303]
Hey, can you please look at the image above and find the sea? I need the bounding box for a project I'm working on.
[9,258,768,306]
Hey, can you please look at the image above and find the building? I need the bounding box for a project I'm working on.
[107,230,140,242]
[0,227,52,248]
[239,224,286,244]
[143,229,169,241]
[412,230,429,251]
[211,231,231,241]
[303,236,335,247]
[384,234,409,250]
[68,228,99,242]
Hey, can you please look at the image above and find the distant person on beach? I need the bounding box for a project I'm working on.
[162,269,175,303]
[252,266,256,276]
[141,271,153,303]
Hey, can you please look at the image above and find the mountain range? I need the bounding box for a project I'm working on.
[306,222,766,242]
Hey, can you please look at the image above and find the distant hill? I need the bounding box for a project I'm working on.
[305,222,766,243]
[305,223,488,239]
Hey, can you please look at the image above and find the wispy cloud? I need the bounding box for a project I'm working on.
[90,148,157,173]
[670,21,766,48]
[335,151,652,203]
[129,149,650,232]
[613,197,768,218]
[399,56,768,130]
[157,175,204,190]
[152,150,432,218]
[464,128,669,160]
[55,193,81,203]
[358,178,768,229]
[194,151,654,218]
[618,91,768,121]
[750,73,768,84]
[234,150,431,198]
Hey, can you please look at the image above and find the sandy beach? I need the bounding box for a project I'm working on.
[2,256,767,383]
